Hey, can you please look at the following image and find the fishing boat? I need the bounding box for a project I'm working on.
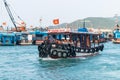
[38,28,104,60]
[112,24,120,43]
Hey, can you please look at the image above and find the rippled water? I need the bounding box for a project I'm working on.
[0,42,120,80]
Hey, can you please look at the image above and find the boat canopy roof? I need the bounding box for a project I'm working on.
[1,33,16,36]
[29,31,48,35]
[71,31,100,35]
[78,27,88,32]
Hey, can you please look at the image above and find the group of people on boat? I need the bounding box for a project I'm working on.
[43,35,91,48]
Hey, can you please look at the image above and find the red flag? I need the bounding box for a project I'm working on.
[53,19,59,25]
[2,22,6,26]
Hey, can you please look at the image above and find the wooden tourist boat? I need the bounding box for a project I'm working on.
[38,28,104,60]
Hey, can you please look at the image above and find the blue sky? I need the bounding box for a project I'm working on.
[0,0,120,28]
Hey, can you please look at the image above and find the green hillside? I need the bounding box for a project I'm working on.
[49,17,120,29]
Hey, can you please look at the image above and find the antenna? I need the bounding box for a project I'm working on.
[83,19,85,28]
[115,14,118,24]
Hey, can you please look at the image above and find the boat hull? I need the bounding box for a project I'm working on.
[112,39,120,44]
[39,52,99,60]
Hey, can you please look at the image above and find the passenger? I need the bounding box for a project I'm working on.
[77,41,80,47]
[58,40,62,44]
[48,35,55,43]
[69,40,74,46]
[44,36,49,44]
[73,40,77,47]
[63,40,68,44]
[86,36,90,47]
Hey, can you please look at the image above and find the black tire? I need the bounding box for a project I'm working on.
[70,49,76,57]
[96,47,99,52]
[81,48,84,53]
[92,48,95,53]
[101,45,104,51]
[39,49,45,57]
[75,47,78,52]
[84,48,86,53]
[86,49,90,53]
[98,46,101,51]
[72,51,76,57]
[51,50,57,56]
[67,52,71,57]
[38,45,42,51]
[57,51,62,57]
[62,51,68,58]
[39,52,42,57]
[78,48,81,52]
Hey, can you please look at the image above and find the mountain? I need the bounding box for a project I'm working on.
[49,16,120,29]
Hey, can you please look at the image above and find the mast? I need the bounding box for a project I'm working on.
[83,19,85,28]
[3,0,18,31]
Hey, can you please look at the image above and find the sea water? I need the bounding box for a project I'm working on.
[0,42,120,80]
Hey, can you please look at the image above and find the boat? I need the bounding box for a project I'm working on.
[16,32,33,45]
[0,32,16,46]
[38,28,104,60]
[112,24,120,43]
[29,29,48,45]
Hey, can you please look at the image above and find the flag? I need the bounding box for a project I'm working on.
[53,19,59,25]
[40,19,42,22]
[2,22,6,26]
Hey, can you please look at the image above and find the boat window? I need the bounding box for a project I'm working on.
[52,35,56,39]
[36,34,43,40]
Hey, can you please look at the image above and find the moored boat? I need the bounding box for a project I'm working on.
[112,24,120,43]
[0,32,16,46]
